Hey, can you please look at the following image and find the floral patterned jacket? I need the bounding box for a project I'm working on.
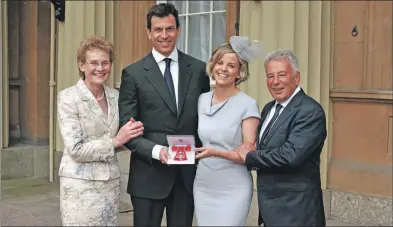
[57,79,121,181]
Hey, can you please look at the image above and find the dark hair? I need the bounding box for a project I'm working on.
[146,3,180,31]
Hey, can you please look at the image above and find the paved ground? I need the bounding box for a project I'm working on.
[1,178,358,226]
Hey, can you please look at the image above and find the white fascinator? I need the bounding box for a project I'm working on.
[229,36,264,62]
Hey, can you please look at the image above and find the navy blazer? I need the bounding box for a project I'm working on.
[246,89,327,226]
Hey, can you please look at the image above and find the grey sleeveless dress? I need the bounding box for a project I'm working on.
[194,91,261,226]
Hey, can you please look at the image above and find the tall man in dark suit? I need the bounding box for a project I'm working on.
[236,49,327,226]
[118,3,210,227]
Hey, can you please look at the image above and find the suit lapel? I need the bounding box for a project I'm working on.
[143,53,177,116]
[177,51,193,118]
[264,89,305,143]
[76,79,108,125]
[257,101,275,148]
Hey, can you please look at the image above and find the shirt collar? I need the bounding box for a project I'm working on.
[152,48,178,64]
[275,86,301,108]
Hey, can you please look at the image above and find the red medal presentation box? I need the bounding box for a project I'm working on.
[166,135,196,165]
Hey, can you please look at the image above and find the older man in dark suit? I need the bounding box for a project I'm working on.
[118,3,210,227]
[237,49,327,226]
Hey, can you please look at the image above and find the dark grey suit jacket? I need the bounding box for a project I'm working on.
[246,89,327,226]
[118,51,210,200]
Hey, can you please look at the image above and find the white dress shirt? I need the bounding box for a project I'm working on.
[151,48,179,160]
[259,86,301,141]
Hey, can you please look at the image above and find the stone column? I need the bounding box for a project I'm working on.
[17,1,51,145]
[8,1,21,144]
[1,1,9,149]
[1,0,3,150]
[1,0,4,200]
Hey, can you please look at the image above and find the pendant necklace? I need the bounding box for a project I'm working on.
[96,92,105,101]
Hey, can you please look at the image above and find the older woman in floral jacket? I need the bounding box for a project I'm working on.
[57,36,143,226]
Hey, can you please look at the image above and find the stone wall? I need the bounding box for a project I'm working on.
[1,145,49,179]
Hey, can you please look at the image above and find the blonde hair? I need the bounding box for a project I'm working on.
[206,43,250,85]
[76,35,114,79]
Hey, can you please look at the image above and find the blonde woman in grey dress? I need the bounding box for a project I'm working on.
[57,36,144,226]
[194,36,264,226]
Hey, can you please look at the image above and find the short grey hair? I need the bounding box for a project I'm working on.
[264,49,299,73]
